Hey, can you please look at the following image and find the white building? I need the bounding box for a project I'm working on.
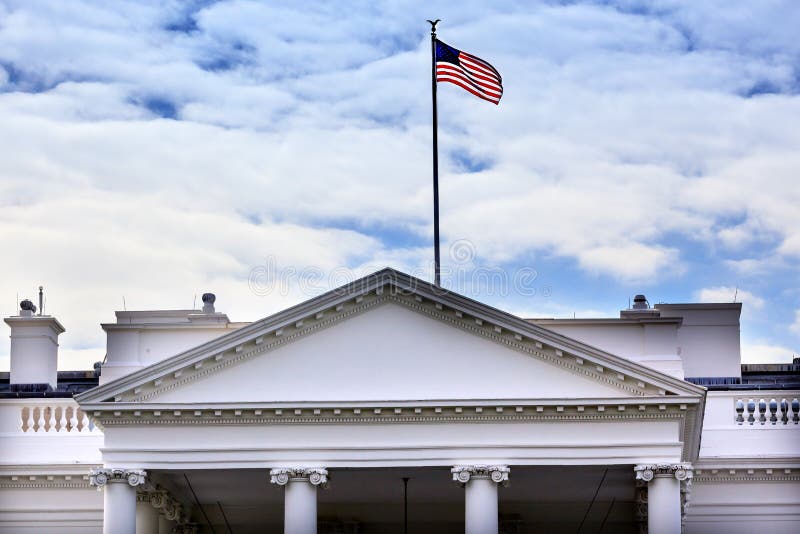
[1,268,798,534]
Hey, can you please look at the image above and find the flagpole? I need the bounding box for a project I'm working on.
[428,19,441,287]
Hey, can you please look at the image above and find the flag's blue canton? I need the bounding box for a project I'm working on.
[435,40,461,65]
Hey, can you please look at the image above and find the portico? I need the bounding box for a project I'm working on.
[76,269,705,533]
[81,463,695,533]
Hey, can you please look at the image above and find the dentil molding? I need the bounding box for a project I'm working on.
[0,474,92,489]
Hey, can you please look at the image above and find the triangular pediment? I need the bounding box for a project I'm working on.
[77,269,705,408]
[132,301,632,403]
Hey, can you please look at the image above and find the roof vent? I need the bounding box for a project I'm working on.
[201,293,216,313]
[19,299,37,316]
[632,294,649,310]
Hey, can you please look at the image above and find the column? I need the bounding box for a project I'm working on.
[452,465,510,534]
[150,486,186,533]
[634,464,692,534]
[136,492,159,534]
[270,467,328,534]
[90,468,147,534]
[157,516,175,534]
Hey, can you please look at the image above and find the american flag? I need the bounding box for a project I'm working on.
[435,39,503,104]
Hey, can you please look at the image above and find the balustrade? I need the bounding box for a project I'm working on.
[18,404,98,433]
[735,397,799,425]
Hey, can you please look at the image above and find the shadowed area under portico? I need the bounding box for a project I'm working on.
[156,465,636,533]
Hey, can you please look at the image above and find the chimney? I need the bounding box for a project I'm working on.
[201,293,216,313]
[620,293,660,319]
[4,292,65,391]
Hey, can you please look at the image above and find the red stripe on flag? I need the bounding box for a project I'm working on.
[436,69,501,103]
[437,65,502,99]
[437,74,498,103]
[450,61,502,89]
[460,52,502,80]
[437,63,502,93]
[436,71,502,102]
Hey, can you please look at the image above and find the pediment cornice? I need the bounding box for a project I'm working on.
[77,268,705,408]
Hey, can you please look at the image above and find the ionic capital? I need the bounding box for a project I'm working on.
[89,468,147,488]
[634,463,693,482]
[452,465,510,485]
[269,467,329,487]
[148,487,170,510]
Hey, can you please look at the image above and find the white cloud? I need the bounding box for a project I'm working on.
[741,342,797,364]
[695,286,765,309]
[576,244,681,282]
[0,189,382,370]
[1,0,799,367]
[791,310,800,336]
[723,257,777,276]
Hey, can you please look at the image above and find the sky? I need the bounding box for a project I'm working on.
[1,0,798,370]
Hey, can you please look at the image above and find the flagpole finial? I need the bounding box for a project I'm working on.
[427,19,440,35]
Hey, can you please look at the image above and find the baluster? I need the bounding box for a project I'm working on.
[747,399,755,425]
[735,399,744,424]
[792,399,799,424]
[47,406,57,432]
[25,407,34,432]
[58,406,68,432]
[780,399,789,425]
[758,399,767,425]
[77,409,87,432]
[81,411,94,433]
[768,399,777,424]
[88,418,96,432]
[68,407,79,433]
[36,407,46,432]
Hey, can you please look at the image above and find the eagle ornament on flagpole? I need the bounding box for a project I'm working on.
[427,19,503,286]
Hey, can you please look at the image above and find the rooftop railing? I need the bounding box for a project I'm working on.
[0,398,101,435]
[735,397,799,426]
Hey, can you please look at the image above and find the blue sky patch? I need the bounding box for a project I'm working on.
[0,0,797,370]
[128,96,179,119]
